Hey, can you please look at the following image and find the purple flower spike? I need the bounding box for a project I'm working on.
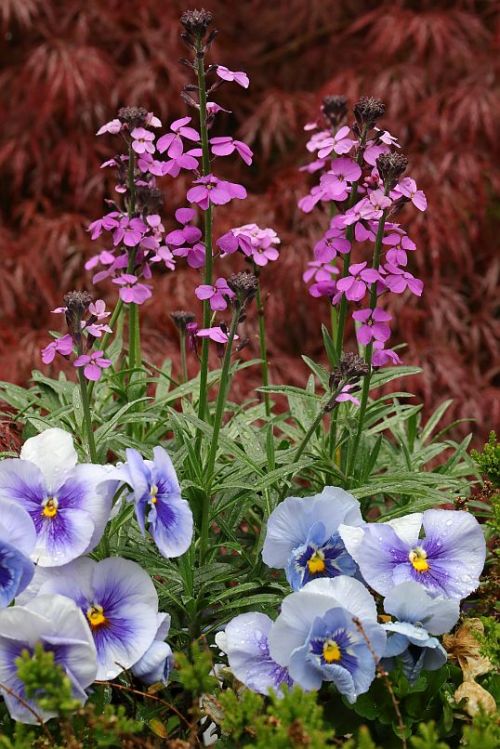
[120,446,193,559]
[73,351,112,382]
[217,613,293,696]
[0,428,117,567]
[216,65,249,88]
[339,509,486,600]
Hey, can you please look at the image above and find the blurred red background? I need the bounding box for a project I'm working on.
[0,0,499,443]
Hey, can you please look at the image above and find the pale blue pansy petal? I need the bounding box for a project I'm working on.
[32,507,95,567]
[262,487,362,569]
[124,448,150,502]
[337,523,365,561]
[150,497,193,558]
[288,643,323,691]
[152,446,181,494]
[0,458,46,514]
[325,662,357,703]
[132,640,173,685]
[350,523,411,596]
[155,612,172,641]
[305,577,378,622]
[0,541,34,607]
[383,582,459,635]
[67,464,118,552]
[20,428,78,492]
[383,632,410,657]
[383,621,431,647]
[0,499,37,557]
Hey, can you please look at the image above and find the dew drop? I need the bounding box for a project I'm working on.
[445,520,453,526]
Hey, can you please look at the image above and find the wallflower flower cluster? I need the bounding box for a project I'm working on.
[221,486,485,700]
[299,96,427,366]
[0,428,191,722]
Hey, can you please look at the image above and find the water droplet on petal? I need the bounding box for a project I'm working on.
[445,519,453,526]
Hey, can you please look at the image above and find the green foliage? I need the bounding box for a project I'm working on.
[219,686,335,747]
[16,643,80,716]
[173,639,219,696]
[471,432,500,486]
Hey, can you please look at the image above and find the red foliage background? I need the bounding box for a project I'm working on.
[0,0,499,441]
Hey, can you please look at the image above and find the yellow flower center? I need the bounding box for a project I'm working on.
[323,640,342,663]
[87,604,107,628]
[307,550,326,574]
[150,484,158,505]
[41,497,58,518]
[409,547,429,573]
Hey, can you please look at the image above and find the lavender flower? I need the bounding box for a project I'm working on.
[268,577,386,701]
[217,613,293,695]
[262,487,363,590]
[120,446,193,559]
[0,429,117,566]
[38,557,159,680]
[0,594,97,723]
[339,510,486,599]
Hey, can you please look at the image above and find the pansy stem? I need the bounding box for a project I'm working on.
[199,306,240,563]
[255,275,271,417]
[195,39,214,439]
[77,367,98,462]
[347,208,388,482]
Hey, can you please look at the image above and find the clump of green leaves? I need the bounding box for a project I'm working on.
[472,432,500,486]
[173,638,219,696]
[16,643,80,716]
[219,685,335,747]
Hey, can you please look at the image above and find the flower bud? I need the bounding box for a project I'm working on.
[329,352,369,389]
[171,311,196,331]
[353,97,385,129]
[376,153,408,190]
[117,107,148,129]
[227,272,258,306]
[63,291,92,339]
[321,95,348,128]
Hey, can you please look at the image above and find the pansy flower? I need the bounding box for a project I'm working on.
[268,577,386,702]
[120,446,193,559]
[381,582,459,683]
[0,499,36,607]
[0,429,117,566]
[339,509,486,599]
[262,487,363,590]
[0,594,97,723]
[217,613,293,695]
[37,557,159,680]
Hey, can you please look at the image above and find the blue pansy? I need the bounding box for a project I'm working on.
[0,499,36,607]
[262,487,363,590]
[268,577,386,702]
[381,581,459,683]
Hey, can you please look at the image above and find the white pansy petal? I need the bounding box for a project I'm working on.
[0,499,37,556]
[337,524,365,562]
[386,513,423,546]
[303,577,378,621]
[20,428,78,490]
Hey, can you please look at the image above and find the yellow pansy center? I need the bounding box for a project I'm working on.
[323,639,342,663]
[409,547,429,573]
[150,484,158,505]
[307,549,326,574]
[41,497,58,519]
[86,604,107,628]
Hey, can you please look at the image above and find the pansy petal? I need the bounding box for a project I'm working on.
[0,499,37,557]
[150,498,193,558]
[33,508,95,567]
[20,429,78,491]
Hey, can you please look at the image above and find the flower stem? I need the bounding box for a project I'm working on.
[179,328,188,383]
[195,41,214,437]
[347,208,388,481]
[255,274,271,417]
[77,367,98,462]
[199,307,240,563]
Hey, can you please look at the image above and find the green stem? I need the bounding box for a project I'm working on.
[199,307,240,563]
[347,208,388,481]
[195,42,214,436]
[77,367,97,462]
[255,276,271,417]
[179,328,188,383]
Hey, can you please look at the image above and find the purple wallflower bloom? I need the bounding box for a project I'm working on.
[352,308,392,345]
[383,232,416,266]
[339,510,486,600]
[316,126,357,158]
[381,582,459,683]
[382,263,424,296]
[0,429,117,566]
[0,594,97,723]
[0,500,36,607]
[157,116,200,158]
[371,342,402,366]
[130,127,155,155]
[336,262,380,302]
[96,118,122,136]
[262,487,363,591]
[195,278,235,311]
[112,274,152,304]
[161,149,200,177]
[197,327,239,345]
[113,216,147,247]
[120,446,193,559]
[73,351,112,381]
[41,334,73,364]
[187,175,247,210]
[131,613,173,686]
[393,177,427,211]
[38,557,158,680]
[216,65,249,88]
[217,613,293,695]
[210,136,253,165]
[320,158,362,201]
[268,577,386,702]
